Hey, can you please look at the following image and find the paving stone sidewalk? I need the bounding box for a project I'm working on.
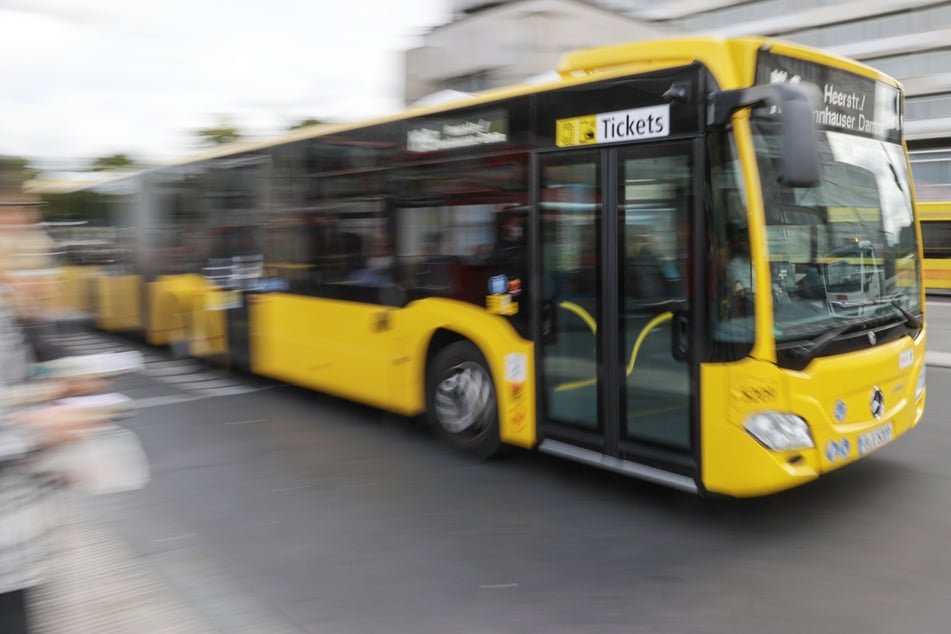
[30,506,215,634]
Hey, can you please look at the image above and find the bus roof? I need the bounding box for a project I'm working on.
[53,35,906,178]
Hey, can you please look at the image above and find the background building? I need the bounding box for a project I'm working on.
[404,0,671,105]
[406,0,951,198]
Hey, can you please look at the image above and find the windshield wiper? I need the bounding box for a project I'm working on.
[784,318,866,363]
[782,298,918,363]
[885,297,922,330]
[835,296,922,330]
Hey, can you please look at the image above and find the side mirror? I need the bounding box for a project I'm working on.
[712,83,820,188]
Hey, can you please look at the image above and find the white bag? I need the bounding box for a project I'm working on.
[36,423,150,495]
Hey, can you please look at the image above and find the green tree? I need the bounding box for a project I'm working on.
[288,118,324,131]
[196,118,242,146]
[90,153,137,172]
[0,156,38,181]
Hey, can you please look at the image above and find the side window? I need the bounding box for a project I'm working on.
[311,198,393,302]
[264,214,321,292]
[397,204,498,302]
[395,154,529,326]
[264,197,393,301]
[921,220,951,259]
[265,132,398,302]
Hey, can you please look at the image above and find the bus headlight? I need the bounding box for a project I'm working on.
[744,412,814,451]
[916,366,926,401]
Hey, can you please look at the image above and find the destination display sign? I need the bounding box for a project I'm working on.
[406,109,508,153]
[755,51,902,144]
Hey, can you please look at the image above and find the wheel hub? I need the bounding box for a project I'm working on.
[434,361,493,434]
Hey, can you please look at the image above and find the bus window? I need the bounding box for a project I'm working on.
[540,154,601,432]
[395,155,529,319]
[921,220,951,259]
[618,146,692,449]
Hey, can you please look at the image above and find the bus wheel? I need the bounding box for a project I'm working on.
[427,341,502,457]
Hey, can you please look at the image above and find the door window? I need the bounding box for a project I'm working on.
[618,145,692,449]
[539,154,602,431]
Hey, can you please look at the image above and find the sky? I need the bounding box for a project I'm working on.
[0,0,450,171]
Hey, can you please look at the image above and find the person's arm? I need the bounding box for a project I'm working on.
[0,378,112,468]
[2,381,60,409]
[1,378,108,410]
[727,257,752,295]
[0,404,107,468]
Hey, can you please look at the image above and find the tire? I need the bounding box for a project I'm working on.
[426,340,503,457]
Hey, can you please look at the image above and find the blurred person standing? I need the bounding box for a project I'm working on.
[0,173,64,362]
[0,173,109,632]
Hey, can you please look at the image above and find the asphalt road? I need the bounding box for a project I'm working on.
[926,295,951,353]
[50,319,951,634]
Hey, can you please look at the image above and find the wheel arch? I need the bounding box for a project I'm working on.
[425,328,471,380]
[408,298,536,449]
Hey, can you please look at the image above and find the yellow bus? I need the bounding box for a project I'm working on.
[913,202,951,292]
[47,36,925,497]
[908,151,951,292]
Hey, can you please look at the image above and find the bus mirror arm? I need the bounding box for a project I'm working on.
[711,83,820,188]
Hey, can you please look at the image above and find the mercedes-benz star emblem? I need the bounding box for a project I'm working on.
[870,387,885,419]
[868,331,877,345]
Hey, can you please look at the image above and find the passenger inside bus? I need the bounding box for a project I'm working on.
[351,237,395,287]
[725,224,754,316]
[491,211,527,278]
[795,266,826,300]
[625,234,669,299]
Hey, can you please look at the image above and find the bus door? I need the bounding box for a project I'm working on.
[537,140,699,485]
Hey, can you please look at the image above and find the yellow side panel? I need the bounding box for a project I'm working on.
[61,265,101,314]
[702,334,925,497]
[250,294,536,448]
[190,288,231,358]
[250,293,396,410]
[147,274,209,346]
[924,259,951,290]
[917,201,951,222]
[95,275,142,332]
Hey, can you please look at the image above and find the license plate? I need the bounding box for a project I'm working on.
[858,422,894,455]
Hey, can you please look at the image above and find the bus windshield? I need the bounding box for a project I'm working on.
[752,121,921,362]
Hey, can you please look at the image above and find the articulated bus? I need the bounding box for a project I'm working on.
[916,201,951,293]
[909,151,951,292]
[43,37,925,497]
